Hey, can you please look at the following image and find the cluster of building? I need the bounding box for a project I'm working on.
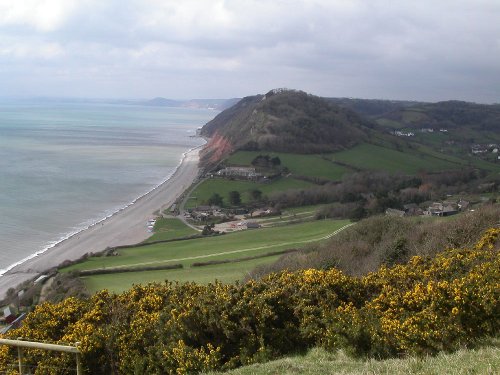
[386,200,470,218]
[215,167,262,180]
[471,144,499,157]
[392,128,449,137]
[392,130,415,137]
[187,205,226,221]
[186,205,278,232]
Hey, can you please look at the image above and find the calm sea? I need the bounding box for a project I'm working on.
[0,100,215,274]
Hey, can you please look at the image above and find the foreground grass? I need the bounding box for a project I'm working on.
[206,342,499,375]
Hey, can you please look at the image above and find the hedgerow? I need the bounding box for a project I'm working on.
[0,228,498,374]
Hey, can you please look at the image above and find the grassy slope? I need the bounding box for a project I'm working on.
[206,343,499,375]
[227,151,349,181]
[144,217,198,243]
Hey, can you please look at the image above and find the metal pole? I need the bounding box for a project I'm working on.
[0,338,80,353]
[75,342,82,375]
[17,346,24,375]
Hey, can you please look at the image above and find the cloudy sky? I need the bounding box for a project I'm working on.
[1,0,499,103]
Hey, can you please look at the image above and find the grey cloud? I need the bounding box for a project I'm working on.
[0,0,499,102]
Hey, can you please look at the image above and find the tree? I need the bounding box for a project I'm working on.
[250,189,263,201]
[229,191,241,206]
[202,224,216,235]
[208,193,223,206]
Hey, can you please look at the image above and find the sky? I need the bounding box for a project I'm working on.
[0,0,499,103]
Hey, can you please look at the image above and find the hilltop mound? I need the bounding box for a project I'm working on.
[200,89,372,166]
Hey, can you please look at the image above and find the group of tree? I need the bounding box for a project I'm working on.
[250,154,281,168]
[207,191,242,207]
[264,168,494,220]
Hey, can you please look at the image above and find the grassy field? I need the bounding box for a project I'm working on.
[82,255,283,294]
[227,151,349,181]
[206,342,499,375]
[144,217,198,243]
[64,220,349,272]
[185,177,313,208]
[62,220,351,292]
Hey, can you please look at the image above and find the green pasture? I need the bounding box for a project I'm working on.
[144,217,198,243]
[414,144,500,172]
[331,143,463,174]
[375,118,402,128]
[413,131,447,146]
[81,255,282,294]
[257,206,320,225]
[71,219,350,293]
[185,176,313,208]
[226,151,348,181]
[63,219,350,273]
[400,109,429,123]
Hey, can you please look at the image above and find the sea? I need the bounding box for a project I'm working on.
[0,99,216,275]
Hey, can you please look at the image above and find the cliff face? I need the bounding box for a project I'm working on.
[199,132,234,169]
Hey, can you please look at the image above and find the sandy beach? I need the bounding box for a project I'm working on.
[0,147,202,299]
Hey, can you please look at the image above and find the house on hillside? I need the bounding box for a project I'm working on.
[245,222,260,229]
[458,200,470,211]
[425,202,458,217]
[403,203,423,216]
[385,208,405,217]
[0,311,26,334]
[217,167,261,180]
[2,306,17,324]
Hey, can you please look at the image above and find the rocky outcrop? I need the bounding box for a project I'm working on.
[199,132,234,170]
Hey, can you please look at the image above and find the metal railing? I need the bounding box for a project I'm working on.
[0,338,82,375]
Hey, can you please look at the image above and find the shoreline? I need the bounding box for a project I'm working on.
[0,144,205,299]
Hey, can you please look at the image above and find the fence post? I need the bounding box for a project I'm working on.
[17,337,24,375]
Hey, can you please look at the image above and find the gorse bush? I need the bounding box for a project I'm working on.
[250,205,500,278]
[0,228,498,374]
